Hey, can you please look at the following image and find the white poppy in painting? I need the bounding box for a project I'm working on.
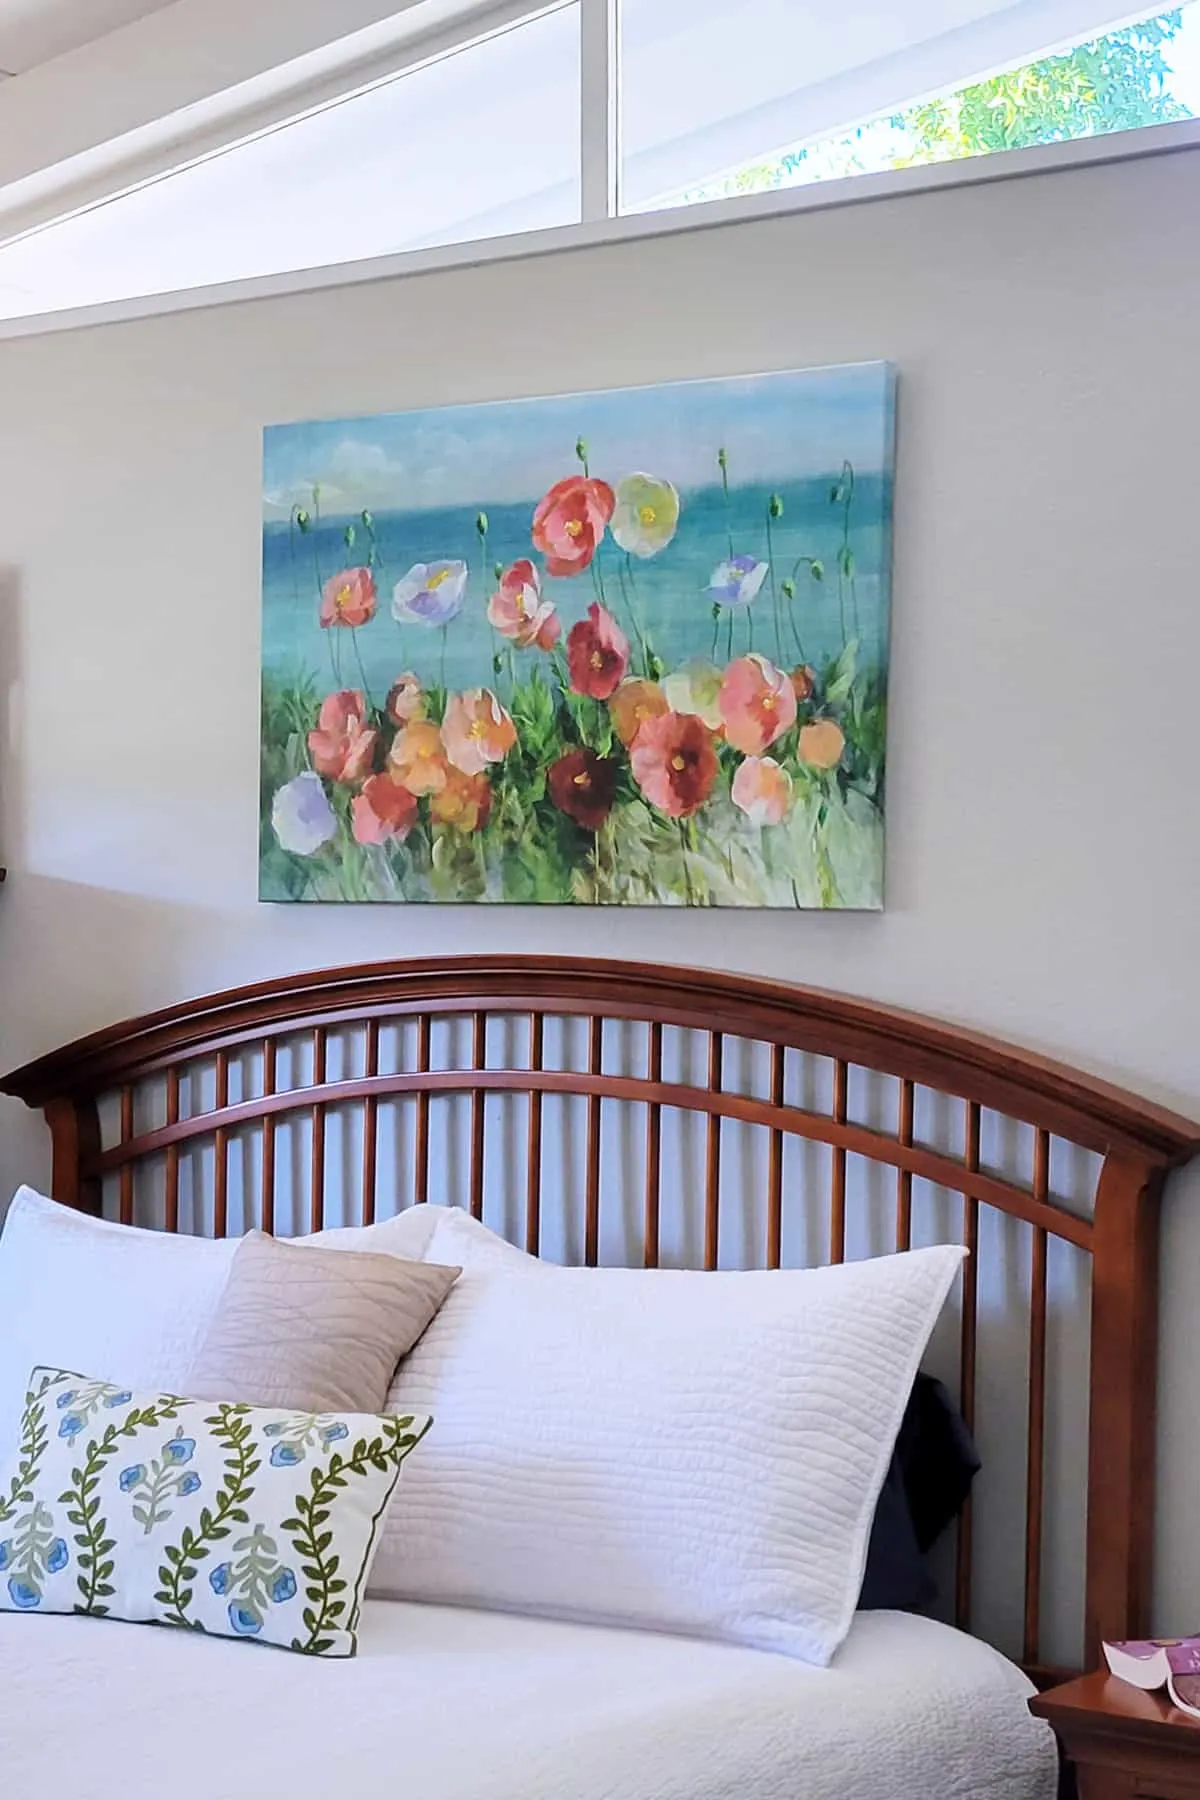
[662,660,724,731]
[610,473,681,559]
[272,772,336,857]
[391,560,468,627]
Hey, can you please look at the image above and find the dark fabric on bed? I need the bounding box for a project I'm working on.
[859,1374,981,1611]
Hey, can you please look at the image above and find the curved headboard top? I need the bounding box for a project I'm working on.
[4,955,1198,1168]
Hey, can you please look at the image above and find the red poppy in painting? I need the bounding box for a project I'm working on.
[629,711,719,820]
[351,774,419,846]
[307,690,377,784]
[320,566,377,629]
[718,654,797,756]
[532,476,615,576]
[566,602,630,701]
[548,748,618,831]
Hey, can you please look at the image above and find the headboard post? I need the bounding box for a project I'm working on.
[44,1095,102,1216]
[1084,1152,1163,1667]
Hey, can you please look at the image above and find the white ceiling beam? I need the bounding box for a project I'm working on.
[0,0,493,192]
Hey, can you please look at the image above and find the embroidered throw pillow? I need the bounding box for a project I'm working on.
[0,1367,430,1656]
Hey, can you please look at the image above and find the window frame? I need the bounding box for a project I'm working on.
[1,0,1198,338]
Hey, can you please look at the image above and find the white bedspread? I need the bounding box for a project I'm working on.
[2,1602,1058,1800]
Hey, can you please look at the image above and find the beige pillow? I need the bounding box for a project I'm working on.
[186,1230,460,1414]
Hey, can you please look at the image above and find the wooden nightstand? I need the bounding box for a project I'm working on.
[1031,1672,1200,1798]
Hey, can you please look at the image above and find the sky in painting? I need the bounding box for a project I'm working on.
[262,362,894,520]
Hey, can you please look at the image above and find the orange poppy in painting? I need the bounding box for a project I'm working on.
[430,766,493,833]
[609,677,668,748]
[629,711,718,820]
[532,476,615,577]
[388,720,448,795]
[798,719,846,770]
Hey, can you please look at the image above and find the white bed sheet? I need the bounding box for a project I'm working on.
[1,1602,1058,1800]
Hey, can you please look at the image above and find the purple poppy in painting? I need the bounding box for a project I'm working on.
[706,556,769,608]
[272,772,337,859]
[391,561,468,627]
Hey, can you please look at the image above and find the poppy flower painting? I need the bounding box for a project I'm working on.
[260,361,895,906]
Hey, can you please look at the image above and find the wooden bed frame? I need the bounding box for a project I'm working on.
[3,954,1197,1677]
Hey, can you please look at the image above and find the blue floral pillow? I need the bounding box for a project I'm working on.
[0,1367,431,1655]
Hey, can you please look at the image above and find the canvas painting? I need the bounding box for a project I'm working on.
[260,361,895,907]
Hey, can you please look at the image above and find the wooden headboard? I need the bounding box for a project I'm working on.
[3,954,1197,1675]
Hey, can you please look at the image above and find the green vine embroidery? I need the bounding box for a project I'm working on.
[60,1401,180,1615]
[0,1372,59,1527]
[155,1405,259,1628]
[283,1415,429,1655]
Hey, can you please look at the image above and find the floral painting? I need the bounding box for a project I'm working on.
[260,361,895,907]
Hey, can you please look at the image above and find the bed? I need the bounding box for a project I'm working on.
[1,953,1197,1799]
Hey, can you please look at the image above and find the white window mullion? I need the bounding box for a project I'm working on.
[580,0,619,220]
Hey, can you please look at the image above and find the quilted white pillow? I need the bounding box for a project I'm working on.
[0,1188,437,1456]
[372,1206,965,1665]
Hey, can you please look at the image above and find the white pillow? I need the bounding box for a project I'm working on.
[0,1188,436,1455]
[372,1206,965,1666]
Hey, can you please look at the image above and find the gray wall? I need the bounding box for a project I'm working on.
[0,144,1197,1630]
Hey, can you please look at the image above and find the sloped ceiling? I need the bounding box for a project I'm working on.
[0,0,175,74]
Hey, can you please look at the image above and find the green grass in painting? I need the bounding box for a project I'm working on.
[259,648,886,908]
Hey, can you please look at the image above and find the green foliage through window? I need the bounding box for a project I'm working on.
[670,10,1192,205]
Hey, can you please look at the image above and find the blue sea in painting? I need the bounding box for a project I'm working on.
[261,477,891,698]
